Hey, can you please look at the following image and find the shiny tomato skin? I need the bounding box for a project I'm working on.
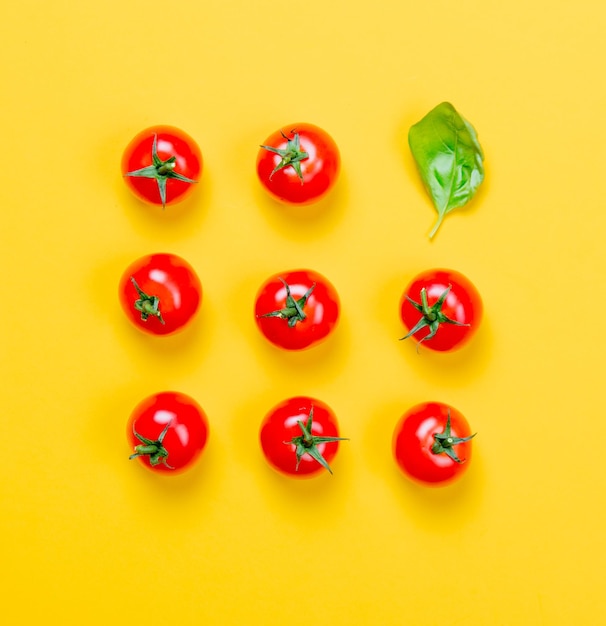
[121,125,202,207]
[254,269,340,351]
[127,391,209,474]
[118,253,202,336]
[260,396,342,477]
[400,268,482,352]
[393,402,474,486]
[256,123,340,205]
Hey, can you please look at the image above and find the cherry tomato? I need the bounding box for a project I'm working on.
[118,253,202,336]
[399,268,482,351]
[254,269,340,351]
[127,391,209,474]
[260,396,347,477]
[121,125,202,208]
[256,123,340,205]
[393,402,476,486]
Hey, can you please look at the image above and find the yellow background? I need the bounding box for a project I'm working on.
[2,1,604,624]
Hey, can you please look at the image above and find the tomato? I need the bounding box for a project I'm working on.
[121,125,202,208]
[260,396,347,477]
[393,402,476,486]
[256,123,340,205]
[118,253,202,336]
[399,268,482,351]
[254,269,340,350]
[127,391,209,474]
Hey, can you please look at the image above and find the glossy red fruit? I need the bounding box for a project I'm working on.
[254,269,340,350]
[260,396,347,477]
[257,123,340,205]
[122,125,202,208]
[127,391,209,474]
[118,253,202,336]
[400,268,482,351]
[393,402,476,486]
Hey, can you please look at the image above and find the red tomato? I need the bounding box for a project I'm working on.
[127,391,209,474]
[399,268,482,351]
[121,125,202,208]
[256,123,340,205]
[393,402,476,486]
[254,269,340,351]
[260,396,347,477]
[118,253,202,336]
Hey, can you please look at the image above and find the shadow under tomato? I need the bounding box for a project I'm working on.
[256,458,354,530]
[224,271,353,386]
[118,308,211,363]
[88,381,223,527]
[230,390,354,528]
[390,454,484,526]
[379,272,493,388]
[399,315,493,387]
[251,167,349,242]
[93,253,215,373]
[115,167,212,245]
[251,317,352,386]
[362,397,485,533]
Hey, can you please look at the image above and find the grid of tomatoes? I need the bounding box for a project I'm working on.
[119,111,485,486]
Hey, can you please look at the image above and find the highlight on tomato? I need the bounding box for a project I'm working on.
[127,391,209,474]
[121,125,202,208]
[256,123,340,205]
[393,401,476,486]
[260,396,348,477]
[254,269,340,351]
[118,253,202,336]
[399,268,482,352]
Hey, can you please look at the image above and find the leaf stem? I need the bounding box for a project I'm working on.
[428,214,444,239]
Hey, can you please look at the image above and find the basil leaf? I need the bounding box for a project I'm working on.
[408,102,485,239]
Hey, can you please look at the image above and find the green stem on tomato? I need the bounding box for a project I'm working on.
[156,158,177,176]
[258,278,315,328]
[399,285,468,348]
[431,409,476,463]
[130,276,165,324]
[124,134,197,208]
[286,407,348,474]
[260,131,309,183]
[129,421,174,468]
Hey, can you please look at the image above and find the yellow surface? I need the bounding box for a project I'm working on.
[2,1,605,624]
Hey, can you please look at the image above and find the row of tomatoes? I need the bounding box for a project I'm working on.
[128,392,475,485]
[120,252,482,485]
[119,254,482,351]
[121,123,340,209]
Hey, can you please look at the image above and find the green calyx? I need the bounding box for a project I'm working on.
[431,409,476,463]
[129,421,174,468]
[130,277,165,324]
[259,278,315,327]
[260,131,309,183]
[125,134,197,208]
[400,285,468,347]
[287,407,348,474]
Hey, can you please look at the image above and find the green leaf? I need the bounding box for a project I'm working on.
[408,102,485,239]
